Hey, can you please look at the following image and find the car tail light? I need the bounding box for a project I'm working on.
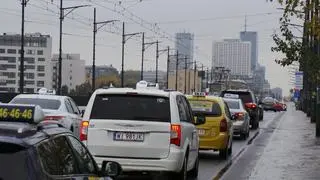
[170,124,181,146]
[220,118,228,132]
[80,120,89,141]
[245,103,257,109]
[44,115,65,121]
[234,112,245,120]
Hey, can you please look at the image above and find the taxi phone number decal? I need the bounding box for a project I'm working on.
[0,107,33,120]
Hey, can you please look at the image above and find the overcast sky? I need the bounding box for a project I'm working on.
[0,0,298,95]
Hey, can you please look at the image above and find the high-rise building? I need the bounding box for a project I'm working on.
[0,33,52,93]
[169,32,194,71]
[52,54,85,91]
[240,31,258,71]
[212,39,251,76]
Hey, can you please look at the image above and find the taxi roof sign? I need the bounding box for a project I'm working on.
[136,81,159,90]
[223,93,239,99]
[0,103,45,124]
[192,92,207,97]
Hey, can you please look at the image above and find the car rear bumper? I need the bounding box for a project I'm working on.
[199,133,228,150]
[93,148,184,173]
[233,124,246,134]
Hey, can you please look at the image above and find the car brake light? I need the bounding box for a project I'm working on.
[80,120,89,141]
[44,115,65,121]
[220,118,228,132]
[170,124,181,146]
[234,112,245,120]
[245,103,257,109]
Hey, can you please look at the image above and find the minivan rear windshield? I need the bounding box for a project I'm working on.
[188,100,222,116]
[225,100,240,109]
[0,142,30,180]
[221,91,253,104]
[90,94,171,122]
[10,98,61,110]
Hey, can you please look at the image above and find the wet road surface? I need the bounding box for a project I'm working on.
[222,103,320,180]
[117,111,280,180]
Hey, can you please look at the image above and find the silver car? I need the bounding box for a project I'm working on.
[223,98,250,140]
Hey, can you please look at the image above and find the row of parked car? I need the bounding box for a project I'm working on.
[3,84,284,180]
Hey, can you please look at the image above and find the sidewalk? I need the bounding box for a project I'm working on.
[248,103,320,180]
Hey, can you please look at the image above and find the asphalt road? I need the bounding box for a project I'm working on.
[117,111,280,180]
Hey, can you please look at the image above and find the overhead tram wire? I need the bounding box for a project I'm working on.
[87,0,212,61]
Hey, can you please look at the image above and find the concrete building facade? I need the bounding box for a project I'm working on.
[0,33,52,93]
[52,53,85,91]
[168,69,201,94]
[212,39,251,76]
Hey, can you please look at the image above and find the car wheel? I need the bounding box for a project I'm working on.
[172,155,188,180]
[240,133,246,140]
[189,153,199,178]
[219,147,228,160]
[228,140,233,155]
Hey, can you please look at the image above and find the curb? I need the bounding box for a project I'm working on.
[212,130,260,180]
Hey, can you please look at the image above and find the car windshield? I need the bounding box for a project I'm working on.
[221,91,253,104]
[10,98,61,110]
[225,100,240,109]
[0,142,30,180]
[90,94,171,122]
[188,100,222,116]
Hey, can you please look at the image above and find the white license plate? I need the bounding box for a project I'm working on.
[197,129,205,136]
[113,132,144,142]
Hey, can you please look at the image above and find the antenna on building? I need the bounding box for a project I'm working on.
[244,15,247,32]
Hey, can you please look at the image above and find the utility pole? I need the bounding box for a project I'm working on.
[166,46,170,89]
[194,62,197,92]
[141,34,157,81]
[141,32,145,81]
[121,22,141,87]
[92,8,118,92]
[58,2,90,95]
[175,51,179,91]
[206,67,209,89]
[200,64,204,92]
[155,41,159,83]
[188,63,192,94]
[184,56,187,94]
[20,0,30,94]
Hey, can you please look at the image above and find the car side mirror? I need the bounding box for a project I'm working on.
[194,115,206,125]
[100,161,122,177]
[231,115,236,121]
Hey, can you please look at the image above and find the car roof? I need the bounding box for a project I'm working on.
[222,89,252,93]
[186,95,224,102]
[94,88,183,98]
[0,122,72,147]
[12,94,68,101]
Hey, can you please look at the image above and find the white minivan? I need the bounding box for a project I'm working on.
[81,82,205,180]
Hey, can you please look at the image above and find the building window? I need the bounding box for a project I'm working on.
[6,80,15,84]
[19,57,35,64]
[37,50,43,55]
[25,80,35,85]
[38,73,45,77]
[0,49,5,53]
[38,58,45,62]
[24,65,35,70]
[7,49,16,54]
[37,81,44,87]
[26,49,35,55]
[25,88,34,93]
[37,65,45,72]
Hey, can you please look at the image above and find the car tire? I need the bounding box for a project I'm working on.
[219,147,228,160]
[189,153,199,178]
[240,133,246,140]
[228,140,233,155]
[172,155,188,180]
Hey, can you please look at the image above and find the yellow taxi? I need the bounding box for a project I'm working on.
[186,93,234,159]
